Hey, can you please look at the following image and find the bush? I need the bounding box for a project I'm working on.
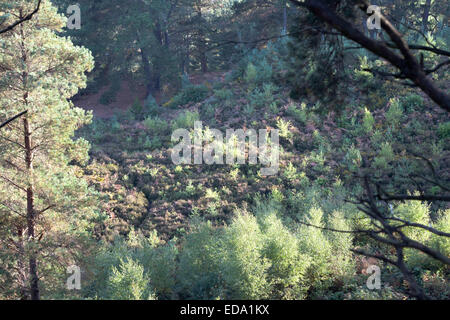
[234,39,286,84]
[136,242,178,299]
[429,211,450,267]
[362,107,375,134]
[242,59,273,89]
[145,94,163,117]
[177,221,224,299]
[297,208,333,290]
[243,104,255,117]
[200,103,216,123]
[248,84,276,109]
[373,142,394,170]
[287,102,308,124]
[344,145,362,171]
[256,206,311,299]
[172,111,200,130]
[130,98,146,121]
[244,63,258,87]
[402,93,424,112]
[143,117,170,136]
[385,98,403,128]
[164,85,210,108]
[276,118,293,139]
[214,88,233,101]
[107,258,155,300]
[437,122,450,139]
[220,213,271,299]
[99,80,121,105]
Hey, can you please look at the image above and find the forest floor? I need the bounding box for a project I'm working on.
[74,81,148,118]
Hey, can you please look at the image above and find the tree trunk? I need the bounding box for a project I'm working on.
[200,48,208,73]
[140,47,153,97]
[16,226,28,300]
[282,0,288,35]
[23,117,39,300]
[422,0,431,34]
[196,7,208,73]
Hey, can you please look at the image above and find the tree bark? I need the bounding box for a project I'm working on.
[282,0,288,35]
[422,0,431,34]
[23,117,39,300]
[140,47,153,97]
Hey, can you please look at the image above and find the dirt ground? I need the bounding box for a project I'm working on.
[73,81,148,118]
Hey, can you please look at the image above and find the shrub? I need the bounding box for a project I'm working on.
[244,60,273,91]
[287,102,308,124]
[243,104,255,117]
[326,211,355,282]
[144,136,163,150]
[373,142,394,170]
[276,118,293,139]
[130,98,146,121]
[402,93,424,112]
[181,73,191,89]
[214,88,233,101]
[429,211,450,267]
[99,80,121,105]
[395,200,431,242]
[257,208,311,299]
[297,207,333,290]
[362,107,375,134]
[437,122,450,139]
[234,39,285,84]
[145,94,163,117]
[172,111,200,130]
[354,56,376,90]
[177,221,224,299]
[107,258,155,300]
[249,85,275,109]
[385,98,403,128]
[244,63,258,91]
[220,213,271,299]
[165,85,210,108]
[136,242,178,299]
[143,117,170,136]
[201,103,216,122]
[344,144,362,171]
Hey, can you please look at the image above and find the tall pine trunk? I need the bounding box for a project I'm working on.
[23,117,39,300]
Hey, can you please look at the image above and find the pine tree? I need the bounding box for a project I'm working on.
[0,0,97,300]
